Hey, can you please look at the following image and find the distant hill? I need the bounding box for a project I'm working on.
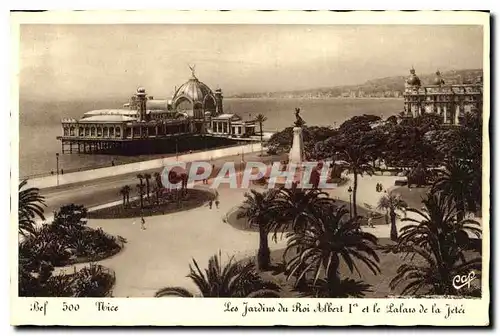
[229,69,483,99]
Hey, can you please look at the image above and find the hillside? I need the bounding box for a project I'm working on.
[230,69,483,99]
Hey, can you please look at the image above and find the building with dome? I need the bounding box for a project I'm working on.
[57,67,257,154]
[402,67,483,125]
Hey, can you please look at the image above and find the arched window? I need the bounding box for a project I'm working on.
[79,127,84,137]
[115,127,121,138]
[69,126,75,136]
[64,127,69,136]
[103,127,109,137]
[84,127,90,136]
[91,126,96,137]
[109,127,115,137]
[97,127,102,137]
[126,127,132,138]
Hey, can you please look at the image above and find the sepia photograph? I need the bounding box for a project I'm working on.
[10,10,490,326]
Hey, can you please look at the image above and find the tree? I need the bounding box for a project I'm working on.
[155,252,281,297]
[237,189,279,270]
[376,192,408,241]
[18,180,46,237]
[389,191,481,296]
[136,174,144,186]
[136,183,145,209]
[432,159,476,222]
[313,116,381,218]
[255,114,268,156]
[144,173,152,202]
[275,185,336,234]
[284,206,380,297]
[119,185,131,208]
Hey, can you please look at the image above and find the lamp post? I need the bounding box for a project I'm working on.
[347,186,353,219]
[56,153,60,186]
[175,138,178,159]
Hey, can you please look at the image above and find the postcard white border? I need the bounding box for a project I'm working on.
[9,10,491,327]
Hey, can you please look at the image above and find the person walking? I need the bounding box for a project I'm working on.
[215,199,220,209]
[367,213,374,228]
[208,199,213,210]
[140,217,146,230]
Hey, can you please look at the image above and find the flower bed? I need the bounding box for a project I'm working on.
[88,188,213,219]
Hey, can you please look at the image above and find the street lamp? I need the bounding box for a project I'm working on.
[347,186,353,219]
[56,153,60,186]
[175,138,178,159]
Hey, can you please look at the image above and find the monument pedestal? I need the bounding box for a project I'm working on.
[288,127,304,165]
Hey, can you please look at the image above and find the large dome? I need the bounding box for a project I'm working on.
[172,77,214,105]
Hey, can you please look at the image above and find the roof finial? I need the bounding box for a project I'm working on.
[189,64,196,79]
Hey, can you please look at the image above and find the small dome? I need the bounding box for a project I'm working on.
[204,111,212,116]
[432,70,445,85]
[137,87,146,93]
[406,68,421,86]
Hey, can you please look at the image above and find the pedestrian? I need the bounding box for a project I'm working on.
[215,199,220,209]
[111,160,115,166]
[208,199,213,209]
[61,169,64,175]
[140,217,146,230]
[367,213,374,228]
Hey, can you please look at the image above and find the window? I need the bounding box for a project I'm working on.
[70,127,75,136]
[91,127,96,137]
[97,127,102,137]
[116,127,121,137]
[79,127,84,137]
[64,127,69,136]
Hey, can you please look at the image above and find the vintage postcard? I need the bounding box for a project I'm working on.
[10,10,490,326]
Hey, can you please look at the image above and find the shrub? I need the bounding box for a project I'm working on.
[72,264,116,297]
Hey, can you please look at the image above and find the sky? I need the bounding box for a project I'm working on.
[19,24,484,101]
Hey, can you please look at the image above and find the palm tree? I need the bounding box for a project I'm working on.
[136,173,144,187]
[255,114,268,156]
[237,189,279,270]
[432,159,475,222]
[377,192,408,241]
[275,185,336,234]
[274,185,337,288]
[342,148,374,218]
[155,252,281,297]
[284,206,380,297]
[18,180,46,237]
[144,173,152,202]
[136,183,145,209]
[153,172,163,204]
[390,191,482,296]
[119,185,131,208]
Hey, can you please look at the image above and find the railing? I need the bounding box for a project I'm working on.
[20,141,262,181]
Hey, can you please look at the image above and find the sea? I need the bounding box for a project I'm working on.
[18,98,403,178]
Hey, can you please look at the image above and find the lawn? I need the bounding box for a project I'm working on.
[88,189,213,219]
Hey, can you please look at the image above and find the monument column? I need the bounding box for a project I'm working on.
[289,108,305,165]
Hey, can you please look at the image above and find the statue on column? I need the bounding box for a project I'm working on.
[294,108,306,127]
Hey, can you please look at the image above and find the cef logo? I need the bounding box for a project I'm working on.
[452,271,477,290]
